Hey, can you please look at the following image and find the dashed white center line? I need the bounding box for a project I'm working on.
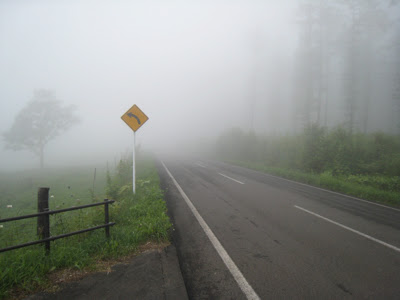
[294,205,400,253]
[162,161,260,300]
[195,162,207,168]
[218,173,245,185]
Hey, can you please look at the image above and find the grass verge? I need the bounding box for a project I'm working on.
[229,160,400,207]
[0,154,171,299]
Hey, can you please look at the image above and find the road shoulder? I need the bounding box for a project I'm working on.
[26,244,188,300]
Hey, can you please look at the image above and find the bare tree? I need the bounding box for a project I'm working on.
[342,0,388,133]
[293,0,339,129]
[293,1,316,128]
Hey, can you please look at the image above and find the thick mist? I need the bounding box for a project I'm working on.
[0,0,399,170]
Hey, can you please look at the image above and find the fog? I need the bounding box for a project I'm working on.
[1,0,399,170]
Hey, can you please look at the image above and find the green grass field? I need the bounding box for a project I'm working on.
[0,154,171,299]
[0,166,107,214]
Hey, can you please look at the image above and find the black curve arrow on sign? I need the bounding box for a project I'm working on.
[127,112,141,124]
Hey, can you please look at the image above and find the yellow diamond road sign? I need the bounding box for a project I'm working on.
[121,104,149,132]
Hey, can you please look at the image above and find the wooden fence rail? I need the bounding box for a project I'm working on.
[0,187,115,254]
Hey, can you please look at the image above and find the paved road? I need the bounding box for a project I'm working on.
[157,158,400,299]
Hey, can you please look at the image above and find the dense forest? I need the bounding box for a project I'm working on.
[245,0,400,135]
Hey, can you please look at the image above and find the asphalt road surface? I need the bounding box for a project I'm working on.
[157,158,400,299]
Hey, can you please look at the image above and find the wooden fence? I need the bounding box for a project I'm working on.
[0,187,115,254]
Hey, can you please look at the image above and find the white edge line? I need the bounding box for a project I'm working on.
[294,205,400,253]
[162,161,260,300]
[195,162,207,168]
[237,165,400,212]
[218,173,245,185]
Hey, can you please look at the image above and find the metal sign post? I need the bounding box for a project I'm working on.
[132,131,136,193]
[121,104,149,194]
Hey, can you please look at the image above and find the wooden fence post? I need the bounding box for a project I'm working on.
[38,187,50,254]
[104,199,110,239]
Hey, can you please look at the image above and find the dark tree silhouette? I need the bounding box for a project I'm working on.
[2,90,80,168]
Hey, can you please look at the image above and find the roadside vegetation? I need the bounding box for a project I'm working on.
[0,153,170,299]
[216,125,400,206]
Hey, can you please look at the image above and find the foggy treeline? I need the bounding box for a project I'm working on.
[249,0,400,135]
[215,0,400,180]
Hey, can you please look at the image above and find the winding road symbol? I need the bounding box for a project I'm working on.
[127,112,141,124]
[121,104,148,132]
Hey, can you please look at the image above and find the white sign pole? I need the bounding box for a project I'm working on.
[121,104,147,194]
[132,131,136,193]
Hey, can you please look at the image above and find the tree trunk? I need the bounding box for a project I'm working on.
[345,2,359,134]
[39,145,44,169]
